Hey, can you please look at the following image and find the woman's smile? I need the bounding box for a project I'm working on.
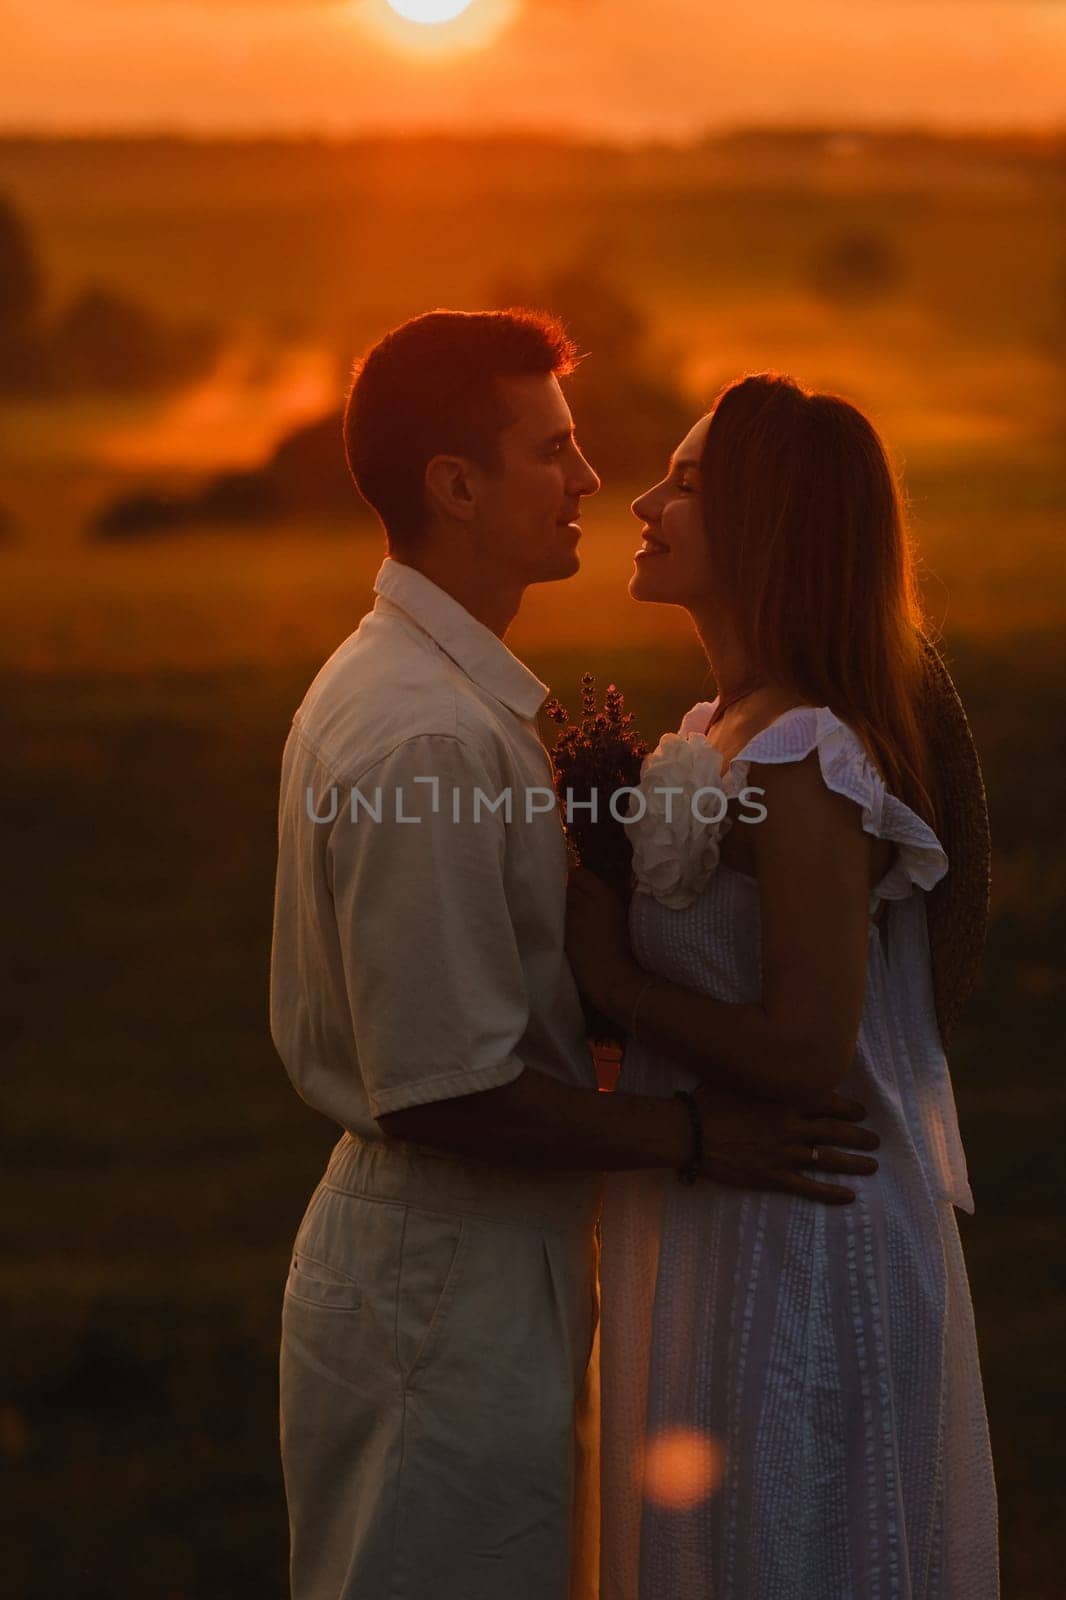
[635,529,670,559]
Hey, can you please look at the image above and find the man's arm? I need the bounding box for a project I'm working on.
[332,733,877,1203]
[379,1067,880,1204]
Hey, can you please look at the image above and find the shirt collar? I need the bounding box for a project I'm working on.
[372,557,549,721]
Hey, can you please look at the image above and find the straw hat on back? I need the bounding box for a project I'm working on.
[918,635,992,1048]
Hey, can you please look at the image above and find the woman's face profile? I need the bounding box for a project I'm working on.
[628,413,715,609]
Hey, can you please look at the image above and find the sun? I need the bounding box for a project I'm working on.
[385,0,475,19]
[358,0,517,56]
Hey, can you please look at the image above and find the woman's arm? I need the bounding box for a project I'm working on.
[566,752,872,1107]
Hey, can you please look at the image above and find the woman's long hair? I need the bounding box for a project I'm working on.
[700,373,937,826]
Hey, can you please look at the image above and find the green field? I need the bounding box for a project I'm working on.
[2,132,1064,1596]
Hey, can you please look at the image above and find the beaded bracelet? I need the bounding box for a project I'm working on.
[674,1089,702,1186]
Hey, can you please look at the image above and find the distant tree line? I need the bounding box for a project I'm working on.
[93,410,355,540]
[0,192,221,396]
[93,257,696,540]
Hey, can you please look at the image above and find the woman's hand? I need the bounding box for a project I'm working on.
[565,866,642,1015]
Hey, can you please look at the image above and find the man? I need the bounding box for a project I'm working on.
[269,309,879,1600]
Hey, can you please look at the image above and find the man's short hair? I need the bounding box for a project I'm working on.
[343,308,577,547]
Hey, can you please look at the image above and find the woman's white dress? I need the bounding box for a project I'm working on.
[599,703,999,1600]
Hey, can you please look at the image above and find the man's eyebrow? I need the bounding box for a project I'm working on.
[543,426,575,447]
[670,455,699,472]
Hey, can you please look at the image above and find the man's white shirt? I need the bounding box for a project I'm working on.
[269,556,596,1138]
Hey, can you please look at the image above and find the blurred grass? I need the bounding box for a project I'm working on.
[1,624,1063,1597]
[2,136,1062,355]
[2,449,1065,675]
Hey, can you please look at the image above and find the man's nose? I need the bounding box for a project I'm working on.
[576,454,601,497]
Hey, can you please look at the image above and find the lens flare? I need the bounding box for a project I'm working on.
[385,0,474,20]
[641,1427,725,1511]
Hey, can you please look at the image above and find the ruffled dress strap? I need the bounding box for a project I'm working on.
[718,704,948,905]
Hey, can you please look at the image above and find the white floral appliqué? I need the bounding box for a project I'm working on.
[627,731,731,910]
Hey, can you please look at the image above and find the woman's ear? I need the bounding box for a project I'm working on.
[424,454,477,524]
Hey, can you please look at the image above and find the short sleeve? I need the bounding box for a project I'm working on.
[724,705,948,903]
[326,733,528,1118]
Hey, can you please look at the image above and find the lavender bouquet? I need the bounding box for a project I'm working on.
[545,674,648,1047]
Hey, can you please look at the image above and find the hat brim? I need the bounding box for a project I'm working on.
[920,634,992,1048]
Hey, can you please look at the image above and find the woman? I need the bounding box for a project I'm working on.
[565,375,999,1599]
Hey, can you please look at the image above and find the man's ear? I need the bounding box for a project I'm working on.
[424,454,478,524]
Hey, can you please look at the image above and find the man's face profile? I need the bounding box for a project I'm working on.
[471,372,600,589]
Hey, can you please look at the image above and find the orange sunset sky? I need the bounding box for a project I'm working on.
[1,0,1064,139]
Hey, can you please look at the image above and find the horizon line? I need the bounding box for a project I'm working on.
[0,118,1064,148]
